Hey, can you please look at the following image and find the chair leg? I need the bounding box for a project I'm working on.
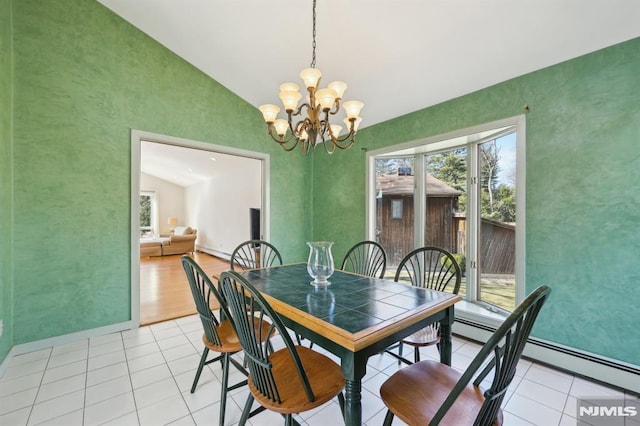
[239,393,254,426]
[191,347,209,393]
[219,353,230,426]
[414,346,420,364]
[397,342,404,366]
[338,392,345,418]
[383,410,395,426]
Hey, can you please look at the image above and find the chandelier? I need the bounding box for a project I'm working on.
[258,0,364,155]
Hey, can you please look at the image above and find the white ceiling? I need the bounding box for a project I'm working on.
[141,141,261,187]
[104,0,639,185]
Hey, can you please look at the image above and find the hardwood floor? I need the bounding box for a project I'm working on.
[139,251,231,326]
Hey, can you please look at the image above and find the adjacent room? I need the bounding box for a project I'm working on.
[138,140,264,325]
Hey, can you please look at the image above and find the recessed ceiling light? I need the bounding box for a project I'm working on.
[210,157,217,161]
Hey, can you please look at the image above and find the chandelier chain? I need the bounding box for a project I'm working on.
[310,0,317,69]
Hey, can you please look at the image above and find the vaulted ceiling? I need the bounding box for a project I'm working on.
[101,0,639,185]
[100,0,639,128]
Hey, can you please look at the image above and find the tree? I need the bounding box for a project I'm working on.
[375,157,414,175]
[427,149,467,212]
[480,141,500,216]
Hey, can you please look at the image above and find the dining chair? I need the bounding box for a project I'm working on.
[219,270,346,426]
[229,239,307,346]
[230,239,283,271]
[380,285,551,426]
[181,256,270,426]
[387,246,462,364]
[340,240,387,278]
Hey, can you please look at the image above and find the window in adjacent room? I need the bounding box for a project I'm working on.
[139,191,157,237]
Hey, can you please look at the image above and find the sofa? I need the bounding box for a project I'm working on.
[140,226,197,257]
[160,226,197,255]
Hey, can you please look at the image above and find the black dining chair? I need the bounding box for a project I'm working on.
[380,285,551,425]
[219,270,346,425]
[386,246,462,365]
[340,240,387,278]
[181,256,271,426]
[230,240,283,271]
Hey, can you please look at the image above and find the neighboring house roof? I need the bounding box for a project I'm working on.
[376,173,462,197]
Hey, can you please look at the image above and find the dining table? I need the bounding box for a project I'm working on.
[232,262,462,426]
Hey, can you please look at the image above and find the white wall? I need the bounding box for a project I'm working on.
[140,173,185,234]
[185,158,261,257]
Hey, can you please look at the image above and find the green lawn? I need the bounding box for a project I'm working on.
[385,270,516,312]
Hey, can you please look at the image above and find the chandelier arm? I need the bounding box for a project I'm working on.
[266,129,301,151]
[328,99,342,116]
[329,129,355,145]
[267,125,295,144]
[320,110,332,141]
[322,139,336,155]
[293,103,310,117]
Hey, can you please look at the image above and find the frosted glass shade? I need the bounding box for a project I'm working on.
[328,81,347,99]
[279,90,302,111]
[279,82,300,92]
[315,88,338,110]
[329,124,342,136]
[343,100,364,119]
[273,119,289,136]
[299,68,322,88]
[259,104,280,123]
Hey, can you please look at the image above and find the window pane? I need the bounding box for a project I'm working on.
[140,194,152,236]
[375,158,415,277]
[478,134,516,311]
[425,148,467,298]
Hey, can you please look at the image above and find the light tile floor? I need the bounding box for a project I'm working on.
[0,314,634,425]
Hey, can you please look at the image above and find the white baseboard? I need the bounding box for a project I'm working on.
[0,346,17,378]
[453,320,640,395]
[195,245,230,261]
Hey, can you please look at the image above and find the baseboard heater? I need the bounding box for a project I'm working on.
[195,245,231,261]
[453,318,640,395]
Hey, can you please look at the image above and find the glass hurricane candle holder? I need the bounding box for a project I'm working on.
[306,241,335,286]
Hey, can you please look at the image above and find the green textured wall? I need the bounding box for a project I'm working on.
[0,0,13,361]
[313,38,640,366]
[5,0,638,370]
[10,0,311,345]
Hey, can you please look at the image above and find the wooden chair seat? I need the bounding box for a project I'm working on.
[380,360,502,426]
[203,317,272,353]
[248,345,345,415]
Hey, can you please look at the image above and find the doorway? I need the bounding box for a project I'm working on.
[131,130,270,326]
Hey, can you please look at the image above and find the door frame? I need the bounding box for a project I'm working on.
[130,129,270,326]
